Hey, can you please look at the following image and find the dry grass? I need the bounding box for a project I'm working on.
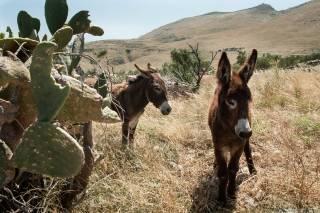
[73,66,320,212]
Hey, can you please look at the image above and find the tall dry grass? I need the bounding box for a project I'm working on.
[74,66,320,212]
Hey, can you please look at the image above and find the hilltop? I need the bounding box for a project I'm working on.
[81,1,320,72]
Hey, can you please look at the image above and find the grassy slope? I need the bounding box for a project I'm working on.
[74,64,320,212]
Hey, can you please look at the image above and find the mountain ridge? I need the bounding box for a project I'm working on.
[82,1,320,71]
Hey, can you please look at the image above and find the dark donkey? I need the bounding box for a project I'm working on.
[208,49,257,206]
[111,63,172,147]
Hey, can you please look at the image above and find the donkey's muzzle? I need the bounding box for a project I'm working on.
[239,130,252,139]
[235,118,252,139]
[160,101,172,115]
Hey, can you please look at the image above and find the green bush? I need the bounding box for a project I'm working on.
[161,44,215,90]
[94,49,107,58]
[253,52,320,70]
[236,50,247,65]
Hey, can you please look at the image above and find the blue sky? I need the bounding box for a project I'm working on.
[0,0,309,42]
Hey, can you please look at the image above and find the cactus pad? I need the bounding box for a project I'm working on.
[45,0,69,35]
[0,38,39,58]
[67,56,81,75]
[67,11,91,35]
[6,27,13,38]
[30,41,71,122]
[94,73,108,98]
[29,29,40,41]
[51,70,120,126]
[42,34,48,42]
[17,11,40,38]
[0,54,31,87]
[86,25,104,36]
[101,106,121,123]
[11,122,84,178]
[0,140,15,188]
[102,96,111,108]
[50,26,73,52]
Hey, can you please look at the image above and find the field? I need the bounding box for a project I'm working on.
[73,65,320,212]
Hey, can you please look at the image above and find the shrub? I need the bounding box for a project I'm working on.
[95,49,107,58]
[161,43,215,90]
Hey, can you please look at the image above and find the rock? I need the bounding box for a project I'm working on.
[245,197,257,208]
[153,146,160,152]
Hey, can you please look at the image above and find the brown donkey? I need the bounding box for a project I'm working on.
[208,49,257,206]
[111,63,172,147]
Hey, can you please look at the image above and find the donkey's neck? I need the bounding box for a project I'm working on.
[125,78,150,111]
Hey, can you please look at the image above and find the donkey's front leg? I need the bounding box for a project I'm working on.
[215,149,228,206]
[244,139,256,174]
[129,124,137,145]
[122,121,129,145]
[128,110,144,148]
[227,148,242,199]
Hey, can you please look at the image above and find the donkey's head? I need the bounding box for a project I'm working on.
[134,63,172,115]
[216,49,257,139]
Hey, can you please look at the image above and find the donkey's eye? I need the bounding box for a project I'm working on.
[226,99,236,108]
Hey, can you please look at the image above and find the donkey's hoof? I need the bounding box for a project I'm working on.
[227,193,236,200]
[120,144,129,151]
[217,196,227,207]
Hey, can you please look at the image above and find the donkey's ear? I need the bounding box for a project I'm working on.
[134,64,151,77]
[147,63,158,73]
[238,49,257,83]
[216,51,232,85]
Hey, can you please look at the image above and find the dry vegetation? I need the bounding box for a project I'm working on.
[72,65,320,212]
[80,1,320,72]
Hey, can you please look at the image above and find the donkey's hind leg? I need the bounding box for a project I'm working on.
[244,139,256,174]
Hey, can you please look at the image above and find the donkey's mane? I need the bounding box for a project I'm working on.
[127,74,146,85]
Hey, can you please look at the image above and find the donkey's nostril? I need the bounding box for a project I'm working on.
[239,130,252,139]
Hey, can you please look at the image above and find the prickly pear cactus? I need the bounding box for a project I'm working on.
[67,11,91,35]
[10,41,86,178]
[0,140,15,188]
[0,54,31,87]
[86,25,104,36]
[68,56,81,75]
[45,0,68,35]
[52,71,120,126]
[11,122,84,178]
[42,34,48,41]
[6,26,13,38]
[29,29,40,41]
[50,26,73,52]
[29,41,71,122]
[94,73,109,98]
[17,10,40,38]
[0,38,39,58]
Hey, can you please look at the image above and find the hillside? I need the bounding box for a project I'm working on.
[139,4,281,41]
[81,1,320,72]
